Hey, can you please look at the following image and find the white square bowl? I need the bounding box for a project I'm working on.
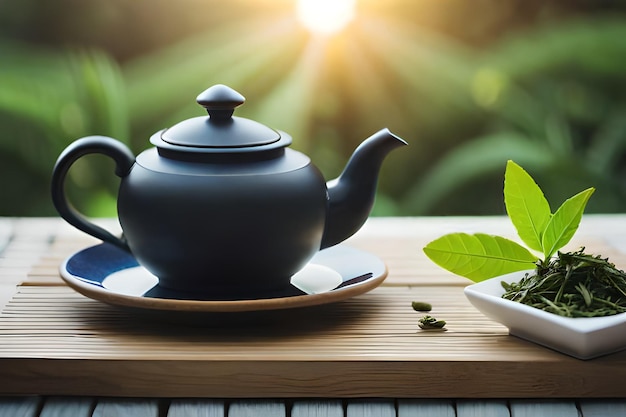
[464,271,626,360]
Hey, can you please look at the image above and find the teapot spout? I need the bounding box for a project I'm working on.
[321,128,407,249]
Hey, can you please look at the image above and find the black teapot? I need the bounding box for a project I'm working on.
[51,84,406,296]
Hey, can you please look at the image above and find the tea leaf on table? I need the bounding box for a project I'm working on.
[418,315,447,330]
[541,187,595,260]
[504,160,552,252]
[411,301,432,312]
[423,233,537,282]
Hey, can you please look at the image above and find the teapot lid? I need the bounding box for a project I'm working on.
[150,84,291,153]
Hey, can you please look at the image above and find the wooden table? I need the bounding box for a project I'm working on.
[1,215,625,416]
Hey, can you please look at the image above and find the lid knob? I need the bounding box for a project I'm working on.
[196,84,245,121]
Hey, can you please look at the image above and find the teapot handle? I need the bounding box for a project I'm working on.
[51,136,135,250]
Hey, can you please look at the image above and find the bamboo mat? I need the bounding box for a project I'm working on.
[2,216,626,398]
[4,284,626,398]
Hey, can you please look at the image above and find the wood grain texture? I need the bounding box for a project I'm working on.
[509,399,579,417]
[456,400,509,417]
[0,397,622,416]
[346,401,395,417]
[92,398,159,417]
[167,399,224,417]
[397,400,455,417]
[1,216,626,399]
[39,397,93,417]
[0,396,41,417]
[579,399,626,417]
[228,401,285,417]
[291,400,343,417]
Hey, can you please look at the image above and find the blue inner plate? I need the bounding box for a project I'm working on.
[60,243,388,312]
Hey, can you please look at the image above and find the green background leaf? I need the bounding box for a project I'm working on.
[504,160,552,252]
[423,233,538,282]
[541,187,595,259]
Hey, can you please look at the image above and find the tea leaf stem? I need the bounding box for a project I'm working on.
[554,263,573,303]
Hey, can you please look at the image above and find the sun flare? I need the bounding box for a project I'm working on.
[296,0,357,35]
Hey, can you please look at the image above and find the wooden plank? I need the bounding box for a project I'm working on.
[0,396,41,417]
[39,397,93,417]
[167,399,224,417]
[579,400,626,417]
[509,400,578,417]
[456,400,509,417]
[398,399,455,417]
[1,215,626,399]
[228,401,285,417]
[1,284,626,397]
[0,286,510,355]
[291,400,343,417]
[5,356,625,399]
[92,398,159,417]
[346,400,395,417]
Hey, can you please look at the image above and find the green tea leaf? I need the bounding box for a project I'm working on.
[423,233,538,282]
[541,187,595,259]
[504,160,552,252]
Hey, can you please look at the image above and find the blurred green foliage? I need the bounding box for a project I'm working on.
[0,42,127,215]
[1,0,625,216]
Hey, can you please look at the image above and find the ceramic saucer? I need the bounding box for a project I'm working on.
[60,243,387,312]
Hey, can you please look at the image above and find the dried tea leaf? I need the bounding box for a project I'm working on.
[411,301,432,312]
[418,315,447,330]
